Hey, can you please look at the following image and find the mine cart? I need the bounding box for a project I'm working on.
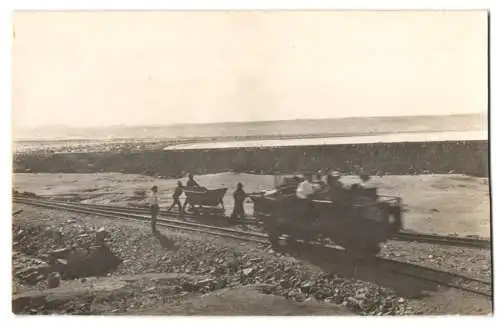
[250,186,403,255]
[183,187,228,216]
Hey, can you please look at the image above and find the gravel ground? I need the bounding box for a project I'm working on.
[380,241,492,282]
[12,204,492,315]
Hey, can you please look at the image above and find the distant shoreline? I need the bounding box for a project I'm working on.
[13,128,487,144]
[13,113,486,143]
[164,130,488,151]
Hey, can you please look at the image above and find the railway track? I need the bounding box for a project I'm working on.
[392,232,491,249]
[13,196,491,249]
[14,197,268,244]
[373,257,492,297]
[13,196,492,298]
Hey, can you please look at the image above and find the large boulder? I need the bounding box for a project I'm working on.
[56,245,122,279]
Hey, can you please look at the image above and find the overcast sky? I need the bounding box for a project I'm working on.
[12,11,487,128]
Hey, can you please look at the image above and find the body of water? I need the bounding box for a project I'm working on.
[164,130,488,150]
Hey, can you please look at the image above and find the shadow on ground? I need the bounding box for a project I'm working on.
[271,242,478,299]
[153,231,179,251]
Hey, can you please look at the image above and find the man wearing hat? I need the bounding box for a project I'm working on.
[150,185,159,233]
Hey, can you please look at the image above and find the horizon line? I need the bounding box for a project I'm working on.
[15,111,485,130]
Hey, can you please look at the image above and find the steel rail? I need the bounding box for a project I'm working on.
[14,197,266,237]
[373,258,492,297]
[14,197,268,244]
[392,232,490,249]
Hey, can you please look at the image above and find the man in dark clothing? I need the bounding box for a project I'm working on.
[183,174,200,213]
[186,174,200,188]
[166,181,184,215]
[231,182,247,221]
[150,186,159,233]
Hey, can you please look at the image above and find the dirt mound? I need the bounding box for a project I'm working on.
[147,285,354,315]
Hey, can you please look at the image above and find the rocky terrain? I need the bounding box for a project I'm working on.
[12,203,491,315]
[12,204,411,315]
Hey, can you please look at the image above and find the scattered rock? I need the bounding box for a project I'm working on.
[11,207,418,316]
[48,248,72,263]
[55,258,68,266]
[242,267,255,277]
[95,227,109,244]
[47,272,61,289]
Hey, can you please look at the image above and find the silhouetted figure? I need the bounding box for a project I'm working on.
[186,173,200,188]
[166,181,184,215]
[150,185,159,233]
[231,182,247,220]
[183,173,200,213]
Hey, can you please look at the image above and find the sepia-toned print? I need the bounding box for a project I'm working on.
[11,10,490,315]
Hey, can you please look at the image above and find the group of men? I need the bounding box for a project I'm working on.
[295,170,352,201]
[148,173,249,232]
[293,170,374,220]
[149,170,370,232]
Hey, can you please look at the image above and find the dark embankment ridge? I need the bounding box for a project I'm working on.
[13,140,489,178]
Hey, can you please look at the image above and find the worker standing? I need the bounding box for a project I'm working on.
[231,182,247,221]
[150,185,159,233]
[182,173,201,214]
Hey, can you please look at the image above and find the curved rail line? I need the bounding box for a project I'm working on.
[374,258,492,297]
[13,196,491,297]
[14,195,491,249]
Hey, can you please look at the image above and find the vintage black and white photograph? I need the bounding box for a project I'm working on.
[10,9,491,316]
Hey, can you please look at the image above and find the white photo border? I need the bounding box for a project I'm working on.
[1,1,497,326]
